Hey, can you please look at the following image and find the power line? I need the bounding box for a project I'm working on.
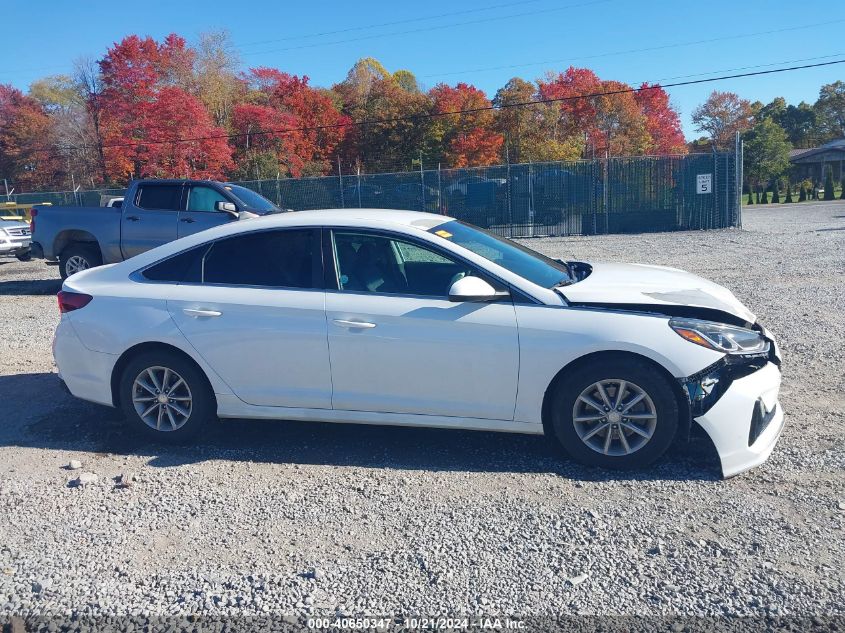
[237,0,550,47]
[239,0,613,57]
[424,17,845,77]
[35,58,845,154]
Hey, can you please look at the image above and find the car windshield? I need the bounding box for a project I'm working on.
[224,185,280,214]
[428,220,572,288]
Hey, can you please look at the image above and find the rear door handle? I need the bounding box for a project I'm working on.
[183,308,222,318]
[125,215,140,221]
[180,217,196,223]
[332,319,376,329]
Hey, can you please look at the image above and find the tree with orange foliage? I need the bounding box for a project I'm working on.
[428,82,503,167]
[691,91,753,150]
[0,84,63,190]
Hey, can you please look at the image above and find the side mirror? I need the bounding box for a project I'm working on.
[216,201,239,218]
[448,276,509,302]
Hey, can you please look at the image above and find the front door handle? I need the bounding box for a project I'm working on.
[125,215,140,221]
[332,319,376,329]
[183,308,222,318]
[180,217,196,223]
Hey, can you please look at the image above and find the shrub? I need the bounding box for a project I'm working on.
[785,183,793,203]
[841,176,845,200]
[798,185,807,201]
[772,184,780,203]
[747,190,754,205]
[824,167,836,201]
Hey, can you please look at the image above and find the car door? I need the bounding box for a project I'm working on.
[121,183,182,258]
[324,229,520,420]
[178,184,237,238]
[166,228,332,409]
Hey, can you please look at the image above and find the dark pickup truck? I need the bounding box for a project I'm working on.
[31,179,281,279]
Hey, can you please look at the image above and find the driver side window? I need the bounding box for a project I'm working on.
[332,231,470,298]
[187,186,230,213]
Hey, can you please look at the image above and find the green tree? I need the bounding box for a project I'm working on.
[823,166,836,201]
[743,118,791,196]
[814,81,845,140]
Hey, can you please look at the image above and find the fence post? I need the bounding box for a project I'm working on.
[506,152,513,239]
[603,158,609,234]
[338,157,345,209]
[712,151,718,230]
[275,173,281,207]
[736,131,743,229]
[419,152,425,211]
[528,161,535,238]
[437,163,442,214]
[356,165,362,208]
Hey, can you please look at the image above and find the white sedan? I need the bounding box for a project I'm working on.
[53,210,784,477]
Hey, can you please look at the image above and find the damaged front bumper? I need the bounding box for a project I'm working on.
[681,329,784,478]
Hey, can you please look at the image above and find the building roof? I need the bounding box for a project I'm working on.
[789,138,845,164]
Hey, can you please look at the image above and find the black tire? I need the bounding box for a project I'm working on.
[16,251,32,262]
[548,357,679,470]
[119,350,215,443]
[59,243,102,280]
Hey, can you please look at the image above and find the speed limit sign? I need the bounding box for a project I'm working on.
[697,173,713,194]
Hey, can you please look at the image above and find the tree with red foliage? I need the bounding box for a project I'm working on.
[635,84,687,154]
[0,84,63,190]
[97,34,231,180]
[239,68,347,177]
[538,68,653,157]
[428,82,503,167]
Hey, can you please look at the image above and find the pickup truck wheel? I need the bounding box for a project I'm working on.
[15,252,32,262]
[59,244,101,279]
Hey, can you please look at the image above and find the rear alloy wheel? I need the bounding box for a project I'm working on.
[59,244,102,280]
[549,358,678,470]
[119,351,214,443]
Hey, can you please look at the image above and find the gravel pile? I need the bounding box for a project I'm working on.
[0,202,843,624]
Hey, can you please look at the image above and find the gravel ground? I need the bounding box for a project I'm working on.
[0,202,843,626]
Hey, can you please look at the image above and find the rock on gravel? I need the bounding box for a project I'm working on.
[0,202,843,621]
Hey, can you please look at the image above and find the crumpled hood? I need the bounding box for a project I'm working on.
[560,262,756,325]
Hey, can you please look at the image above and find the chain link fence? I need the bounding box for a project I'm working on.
[4,151,741,237]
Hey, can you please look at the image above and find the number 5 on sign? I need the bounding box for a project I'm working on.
[697,174,712,194]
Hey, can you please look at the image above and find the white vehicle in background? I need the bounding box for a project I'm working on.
[52,210,784,477]
[0,218,32,261]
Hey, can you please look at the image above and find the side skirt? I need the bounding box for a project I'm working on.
[215,394,544,435]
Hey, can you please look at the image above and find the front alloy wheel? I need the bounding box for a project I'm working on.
[549,357,678,470]
[572,379,657,456]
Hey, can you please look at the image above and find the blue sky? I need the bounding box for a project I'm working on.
[2,0,843,138]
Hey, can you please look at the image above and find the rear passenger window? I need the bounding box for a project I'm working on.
[203,230,318,288]
[142,246,206,282]
[137,185,183,211]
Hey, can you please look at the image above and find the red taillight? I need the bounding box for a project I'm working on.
[30,207,37,235]
[57,291,92,313]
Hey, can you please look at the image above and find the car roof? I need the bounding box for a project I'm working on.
[249,208,452,229]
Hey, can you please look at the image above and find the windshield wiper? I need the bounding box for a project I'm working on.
[551,278,575,288]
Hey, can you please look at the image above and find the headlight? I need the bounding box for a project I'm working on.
[669,317,769,354]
